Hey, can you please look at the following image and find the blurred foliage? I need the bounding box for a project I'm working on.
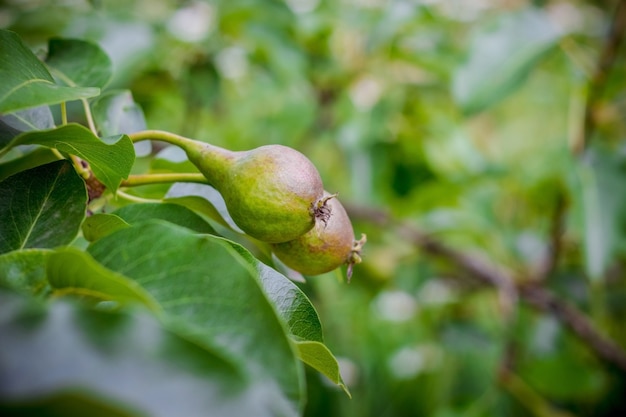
[2,0,626,416]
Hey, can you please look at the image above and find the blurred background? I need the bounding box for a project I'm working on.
[2,0,625,416]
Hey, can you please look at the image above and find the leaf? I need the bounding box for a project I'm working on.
[47,247,160,312]
[226,241,323,343]
[0,29,99,114]
[578,147,626,281]
[258,262,324,342]
[295,341,350,397]
[214,239,351,396]
[0,105,55,147]
[0,119,22,149]
[0,290,288,417]
[4,124,135,192]
[0,147,59,182]
[0,105,54,153]
[451,8,561,115]
[86,221,303,414]
[91,90,147,135]
[165,182,243,232]
[91,90,151,157]
[46,38,113,89]
[0,160,87,254]
[81,213,131,242]
[112,202,216,235]
[0,249,51,297]
[253,258,351,396]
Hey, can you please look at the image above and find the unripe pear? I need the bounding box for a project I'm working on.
[183,140,326,243]
[271,193,366,280]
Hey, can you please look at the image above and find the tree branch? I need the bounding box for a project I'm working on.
[346,204,626,372]
[534,191,566,281]
[395,222,519,318]
[575,0,626,153]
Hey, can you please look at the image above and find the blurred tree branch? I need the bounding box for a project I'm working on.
[575,0,626,153]
[346,204,626,373]
[533,192,566,281]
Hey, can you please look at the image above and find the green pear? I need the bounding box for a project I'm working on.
[183,141,326,243]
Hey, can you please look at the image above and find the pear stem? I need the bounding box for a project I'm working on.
[128,130,200,149]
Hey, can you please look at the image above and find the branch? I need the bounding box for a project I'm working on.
[534,191,566,281]
[395,222,519,318]
[346,204,626,372]
[519,283,626,372]
[347,205,518,315]
[576,0,626,153]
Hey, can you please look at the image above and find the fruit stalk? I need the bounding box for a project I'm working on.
[129,130,233,187]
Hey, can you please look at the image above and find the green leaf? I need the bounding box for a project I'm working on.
[0,249,51,297]
[226,240,323,343]
[5,106,56,131]
[295,341,350,397]
[0,105,55,147]
[46,38,113,88]
[0,147,59,182]
[112,202,216,235]
[578,147,626,281]
[258,261,324,342]
[216,239,350,396]
[0,160,86,254]
[47,247,161,312]
[4,124,135,192]
[165,182,243,232]
[91,90,150,157]
[81,213,131,242]
[451,8,561,115]
[87,221,304,414]
[0,290,286,417]
[91,90,147,135]
[254,259,351,396]
[0,29,99,113]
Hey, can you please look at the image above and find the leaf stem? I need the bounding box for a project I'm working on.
[70,154,90,179]
[51,149,65,160]
[81,98,98,135]
[60,102,68,125]
[121,173,208,187]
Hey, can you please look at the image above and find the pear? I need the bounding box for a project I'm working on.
[271,192,366,280]
[183,141,326,243]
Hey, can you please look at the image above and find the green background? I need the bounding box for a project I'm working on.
[2,0,626,416]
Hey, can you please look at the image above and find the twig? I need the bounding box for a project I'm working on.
[396,223,519,318]
[534,191,566,281]
[346,204,626,372]
[576,0,626,153]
